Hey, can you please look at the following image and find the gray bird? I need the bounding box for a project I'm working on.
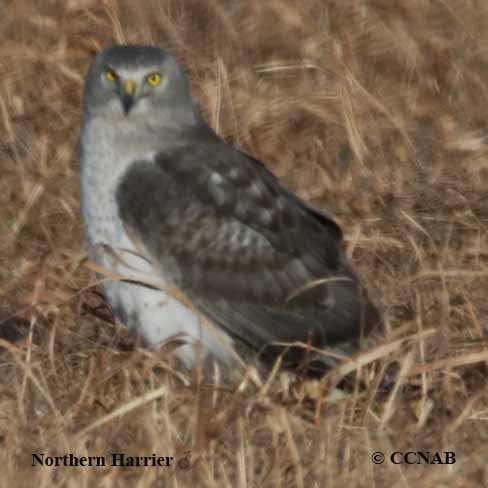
[80,45,380,375]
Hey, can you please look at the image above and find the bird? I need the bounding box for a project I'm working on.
[80,44,380,376]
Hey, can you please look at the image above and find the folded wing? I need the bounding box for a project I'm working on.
[116,126,379,366]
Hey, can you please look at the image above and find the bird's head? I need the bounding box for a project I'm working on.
[83,45,196,125]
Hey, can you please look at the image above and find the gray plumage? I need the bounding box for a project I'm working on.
[80,45,380,374]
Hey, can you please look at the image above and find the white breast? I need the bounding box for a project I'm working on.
[80,114,235,367]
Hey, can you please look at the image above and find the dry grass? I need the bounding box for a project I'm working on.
[1,0,488,486]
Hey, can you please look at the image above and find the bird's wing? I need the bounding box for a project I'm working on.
[116,126,378,364]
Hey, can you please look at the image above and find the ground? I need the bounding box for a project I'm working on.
[1,1,488,486]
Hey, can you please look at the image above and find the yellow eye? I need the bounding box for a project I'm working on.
[147,72,162,87]
[105,69,117,82]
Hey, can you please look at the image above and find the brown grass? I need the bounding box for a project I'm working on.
[1,0,488,486]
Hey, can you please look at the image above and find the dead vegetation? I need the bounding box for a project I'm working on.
[1,0,488,486]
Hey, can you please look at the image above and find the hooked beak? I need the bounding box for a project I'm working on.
[120,80,136,115]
